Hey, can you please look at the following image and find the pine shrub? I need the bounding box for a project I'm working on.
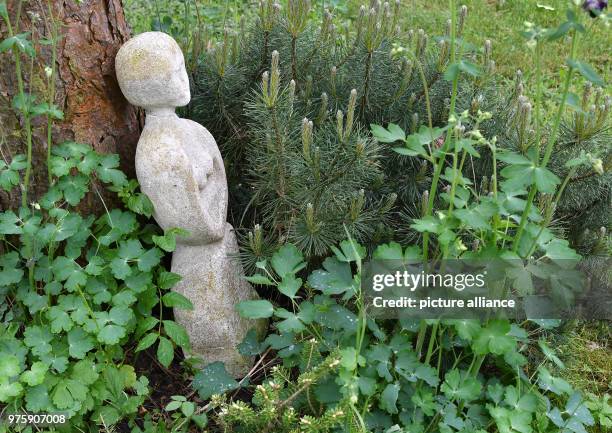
[190,0,504,267]
[189,0,610,267]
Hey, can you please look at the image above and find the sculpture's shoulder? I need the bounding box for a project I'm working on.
[179,118,217,144]
[139,118,183,149]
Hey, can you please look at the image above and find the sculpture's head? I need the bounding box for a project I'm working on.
[115,32,190,109]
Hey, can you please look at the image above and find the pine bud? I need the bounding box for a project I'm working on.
[356,6,367,40]
[305,203,316,231]
[407,29,414,46]
[304,75,313,105]
[302,117,313,161]
[411,112,419,133]
[336,110,344,139]
[416,29,427,57]
[317,92,328,123]
[269,51,281,105]
[355,141,365,157]
[407,92,417,111]
[330,66,337,98]
[262,70,270,99]
[288,80,296,118]
[344,89,358,141]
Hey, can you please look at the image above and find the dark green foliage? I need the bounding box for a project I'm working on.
[190,0,504,266]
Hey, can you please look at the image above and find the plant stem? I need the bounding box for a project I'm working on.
[513,29,579,252]
[422,0,459,261]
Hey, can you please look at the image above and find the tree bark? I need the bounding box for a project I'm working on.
[0,0,140,212]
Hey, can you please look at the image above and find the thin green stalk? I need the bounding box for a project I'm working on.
[4,14,33,207]
[422,0,459,262]
[513,29,579,252]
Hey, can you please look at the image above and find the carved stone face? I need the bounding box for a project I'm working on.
[115,32,190,109]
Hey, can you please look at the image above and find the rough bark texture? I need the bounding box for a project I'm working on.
[0,0,140,212]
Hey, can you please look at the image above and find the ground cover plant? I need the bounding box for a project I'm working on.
[0,0,610,433]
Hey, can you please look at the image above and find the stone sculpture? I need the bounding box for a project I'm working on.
[115,32,265,377]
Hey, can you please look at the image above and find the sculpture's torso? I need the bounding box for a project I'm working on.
[134,113,264,376]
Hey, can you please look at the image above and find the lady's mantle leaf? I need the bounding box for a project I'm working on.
[236,300,274,319]
[192,362,239,400]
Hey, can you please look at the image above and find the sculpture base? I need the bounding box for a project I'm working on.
[170,223,266,377]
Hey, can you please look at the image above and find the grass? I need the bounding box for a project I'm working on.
[555,321,612,396]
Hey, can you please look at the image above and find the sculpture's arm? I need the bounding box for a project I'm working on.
[135,131,224,244]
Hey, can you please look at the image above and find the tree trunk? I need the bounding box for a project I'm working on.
[0,0,140,212]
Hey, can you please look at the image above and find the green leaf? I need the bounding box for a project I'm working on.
[0,379,23,402]
[411,216,440,233]
[237,328,264,356]
[0,354,21,378]
[47,306,73,333]
[0,211,22,234]
[537,367,572,395]
[0,2,7,19]
[307,257,355,296]
[441,369,482,402]
[72,359,99,386]
[275,310,306,333]
[138,247,163,272]
[450,319,481,341]
[538,339,565,369]
[0,33,35,57]
[370,123,406,143]
[444,60,481,81]
[533,167,560,193]
[96,154,127,186]
[278,275,302,299]
[568,59,604,86]
[158,271,182,289]
[245,273,275,286]
[25,385,51,412]
[331,239,366,263]
[157,336,174,367]
[97,324,126,345]
[379,382,400,414]
[24,326,53,356]
[163,320,190,349]
[236,300,274,319]
[67,327,94,359]
[472,319,515,355]
[135,333,158,352]
[270,244,305,278]
[162,291,194,310]
[125,271,152,293]
[20,362,48,386]
[192,362,239,399]
[152,227,189,252]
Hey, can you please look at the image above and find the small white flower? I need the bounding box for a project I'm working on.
[44,66,53,78]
